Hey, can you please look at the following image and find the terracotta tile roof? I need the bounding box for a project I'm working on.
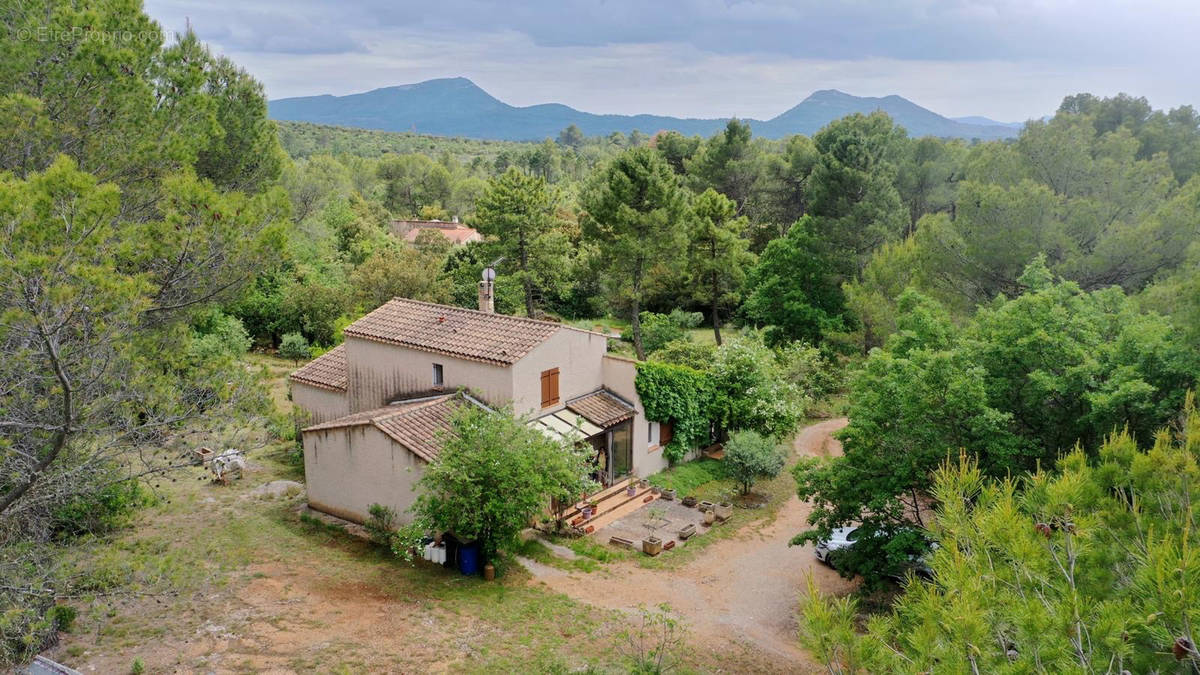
[289,345,347,392]
[567,389,636,428]
[391,219,482,245]
[342,298,563,365]
[302,394,470,462]
[402,225,481,245]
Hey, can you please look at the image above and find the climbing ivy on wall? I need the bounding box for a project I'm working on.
[634,361,714,463]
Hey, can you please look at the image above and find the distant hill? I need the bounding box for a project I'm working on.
[269,77,1021,142]
[951,115,1025,129]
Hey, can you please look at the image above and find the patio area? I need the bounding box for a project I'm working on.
[595,494,723,552]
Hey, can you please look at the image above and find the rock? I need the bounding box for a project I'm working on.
[251,480,303,500]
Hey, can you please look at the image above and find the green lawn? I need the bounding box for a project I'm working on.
[646,457,730,499]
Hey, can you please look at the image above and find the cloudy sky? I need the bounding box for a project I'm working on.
[142,0,1200,122]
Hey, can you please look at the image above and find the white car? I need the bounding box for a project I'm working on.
[815,526,937,581]
[813,526,859,562]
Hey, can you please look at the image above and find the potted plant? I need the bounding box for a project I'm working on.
[642,505,668,556]
[681,495,698,508]
[626,477,638,497]
[698,500,715,512]
[638,478,650,489]
[661,488,676,501]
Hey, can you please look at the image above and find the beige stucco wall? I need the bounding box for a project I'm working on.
[291,381,350,426]
[511,329,608,416]
[303,425,424,525]
[344,336,514,412]
[600,354,677,476]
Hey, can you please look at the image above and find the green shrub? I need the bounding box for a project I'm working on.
[48,605,77,633]
[649,340,715,371]
[278,332,310,364]
[364,503,397,547]
[51,478,151,538]
[187,309,252,366]
[667,308,704,329]
[637,312,689,355]
[723,430,786,495]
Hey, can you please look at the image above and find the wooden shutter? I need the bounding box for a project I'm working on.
[660,419,674,446]
[541,368,560,407]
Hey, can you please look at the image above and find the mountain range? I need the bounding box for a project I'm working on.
[268,77,1024,142]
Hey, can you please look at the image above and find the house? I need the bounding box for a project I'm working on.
[389,218,482,246]
[289,280,675,525]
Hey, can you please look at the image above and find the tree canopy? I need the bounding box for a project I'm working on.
[801,400,1200,673]
[411,405,596,563]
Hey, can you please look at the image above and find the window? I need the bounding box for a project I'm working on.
[649,420,673,450]
[540,367,560,407]
[432,363,444,388]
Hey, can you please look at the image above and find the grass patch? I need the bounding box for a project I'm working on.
[564,536,631,564]
[647,457,730,499]
[566,316,628,335]
[512,538,600,573]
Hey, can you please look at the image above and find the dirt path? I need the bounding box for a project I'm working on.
[529,418,853,672]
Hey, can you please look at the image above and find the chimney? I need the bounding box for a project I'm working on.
[478,266,496,313]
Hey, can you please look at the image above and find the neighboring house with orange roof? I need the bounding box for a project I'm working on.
[389,218,482,246]
[289,283,674,525]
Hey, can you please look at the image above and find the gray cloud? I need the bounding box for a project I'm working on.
[143,0,1200,122]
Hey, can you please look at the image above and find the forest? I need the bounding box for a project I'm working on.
[1,0,1198,670]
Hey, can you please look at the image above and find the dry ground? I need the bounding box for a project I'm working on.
[525,419,854,673]
[46,355,854,673]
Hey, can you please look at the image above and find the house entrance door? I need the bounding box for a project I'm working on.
[609,421,632,482]
[588,434,609,487]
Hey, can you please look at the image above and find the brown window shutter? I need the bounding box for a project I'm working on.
[541,368,559,407]
[661,420,674,446]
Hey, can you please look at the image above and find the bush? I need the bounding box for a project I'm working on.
[51,478,151,538]
[649,339,715,371]
[187,309,252,366]
[48,605,76,633]
[278,332,310,364]
[667,308,704,329]
[364,503,397,547]
[777,341,843,400]
[723,430,786,494]
[711,336,806,439]
[638,312,689,355]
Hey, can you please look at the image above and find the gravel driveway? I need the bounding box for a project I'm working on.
[525,418,854,672]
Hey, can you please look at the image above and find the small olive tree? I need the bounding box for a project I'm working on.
[412,405,596,567]
[723,430,786,495]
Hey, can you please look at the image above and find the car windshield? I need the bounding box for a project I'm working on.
[845,529,860,542]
